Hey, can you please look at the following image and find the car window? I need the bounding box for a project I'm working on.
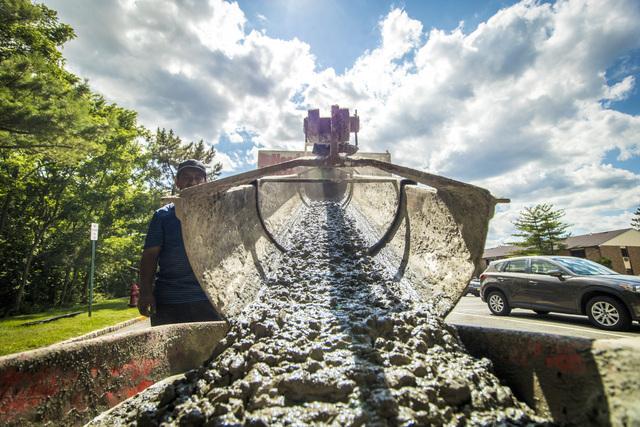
[550,257,618,275]
[488,261,504,272]
[504,259,528,273]
[530,259,558,274]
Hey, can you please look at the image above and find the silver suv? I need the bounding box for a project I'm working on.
[480,256,640,331]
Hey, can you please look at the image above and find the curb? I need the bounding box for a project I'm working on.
[59,316,148,345]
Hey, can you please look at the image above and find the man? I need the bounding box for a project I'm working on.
[138,159,222,325]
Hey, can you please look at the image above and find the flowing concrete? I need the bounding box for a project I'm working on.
[5,161,638,426]
[88,201,544,426]
[2,321,638,425]
[94,323,640,426]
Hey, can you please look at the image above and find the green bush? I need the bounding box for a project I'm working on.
[596,257,613,268]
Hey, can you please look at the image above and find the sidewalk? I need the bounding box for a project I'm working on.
[60,316,150,344]
[116,316,151,333]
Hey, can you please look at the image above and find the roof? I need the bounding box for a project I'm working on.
[563,228,631,249]
[482,228,634,259]
[483,245,519,258]
[488,255,581,263]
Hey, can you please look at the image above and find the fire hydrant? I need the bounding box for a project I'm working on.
[129,282,140,307]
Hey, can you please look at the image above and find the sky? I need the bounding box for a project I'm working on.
[43,0,640,248]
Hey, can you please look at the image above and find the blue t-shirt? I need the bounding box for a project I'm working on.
[144,203,208,304]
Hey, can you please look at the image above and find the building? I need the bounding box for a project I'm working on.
[481,245,519,270]
[481,228,640,275]
[558,228,640,275]
[257,149,391,168]
[257,149,392,175]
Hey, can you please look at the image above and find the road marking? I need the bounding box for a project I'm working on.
[452,310,630,338]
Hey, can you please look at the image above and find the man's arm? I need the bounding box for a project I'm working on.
[138,246,161,316]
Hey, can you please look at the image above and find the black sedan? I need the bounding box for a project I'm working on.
[480,256,640,331]
[464,278,481,296]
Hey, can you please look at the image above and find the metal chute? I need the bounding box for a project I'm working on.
[171,106,507,319]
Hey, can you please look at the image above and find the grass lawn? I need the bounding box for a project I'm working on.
[0,298,141,357]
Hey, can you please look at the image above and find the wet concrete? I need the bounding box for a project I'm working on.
[92,201,548,426]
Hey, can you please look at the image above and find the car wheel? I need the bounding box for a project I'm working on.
[587,296,631,331]
[487,291,511,316]
[534,310,549,316]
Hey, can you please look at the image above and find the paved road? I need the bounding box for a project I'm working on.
[115,297,640,341]
[446,295,640,340]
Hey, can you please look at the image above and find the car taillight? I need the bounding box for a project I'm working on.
[480,274,486,281]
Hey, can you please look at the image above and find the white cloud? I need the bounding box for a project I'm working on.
[188,0,247,56]
[215,152,240,173]
[604,75,635,102]
[380,8,423,60]
[47,0,640,247]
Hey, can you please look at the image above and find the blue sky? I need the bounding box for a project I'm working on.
[46,0,640,247]
[605,47,640,116]
[237,1,523,72]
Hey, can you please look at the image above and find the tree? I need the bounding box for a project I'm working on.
[0,96,152,315]
[0,2,154,315]
[0,1,226,316]
[632,207,640,231]
[0,0,98,159]
[0,0,74,62]
[146,128,222,194]
[511,203,571,255]
[596,257,613,268]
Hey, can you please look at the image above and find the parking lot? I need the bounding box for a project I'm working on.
[118,295,640,341]
[446,295,640,340]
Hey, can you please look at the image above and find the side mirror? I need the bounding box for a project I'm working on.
[548,270,565,280]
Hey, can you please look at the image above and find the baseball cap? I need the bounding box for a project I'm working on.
[177,159,207,178]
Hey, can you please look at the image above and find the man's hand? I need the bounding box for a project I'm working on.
[137,291,156,317]
[139,246,161,318]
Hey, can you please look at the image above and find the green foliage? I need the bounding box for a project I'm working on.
[0,0,74,62]
[596,257,613,268]
[632,206,640,231]
[0,97,154,314]
[147,128,222,193]
[0,0,97,158]
[510,203,571,255]
[0,298,139,356]
[0,1,222,316]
